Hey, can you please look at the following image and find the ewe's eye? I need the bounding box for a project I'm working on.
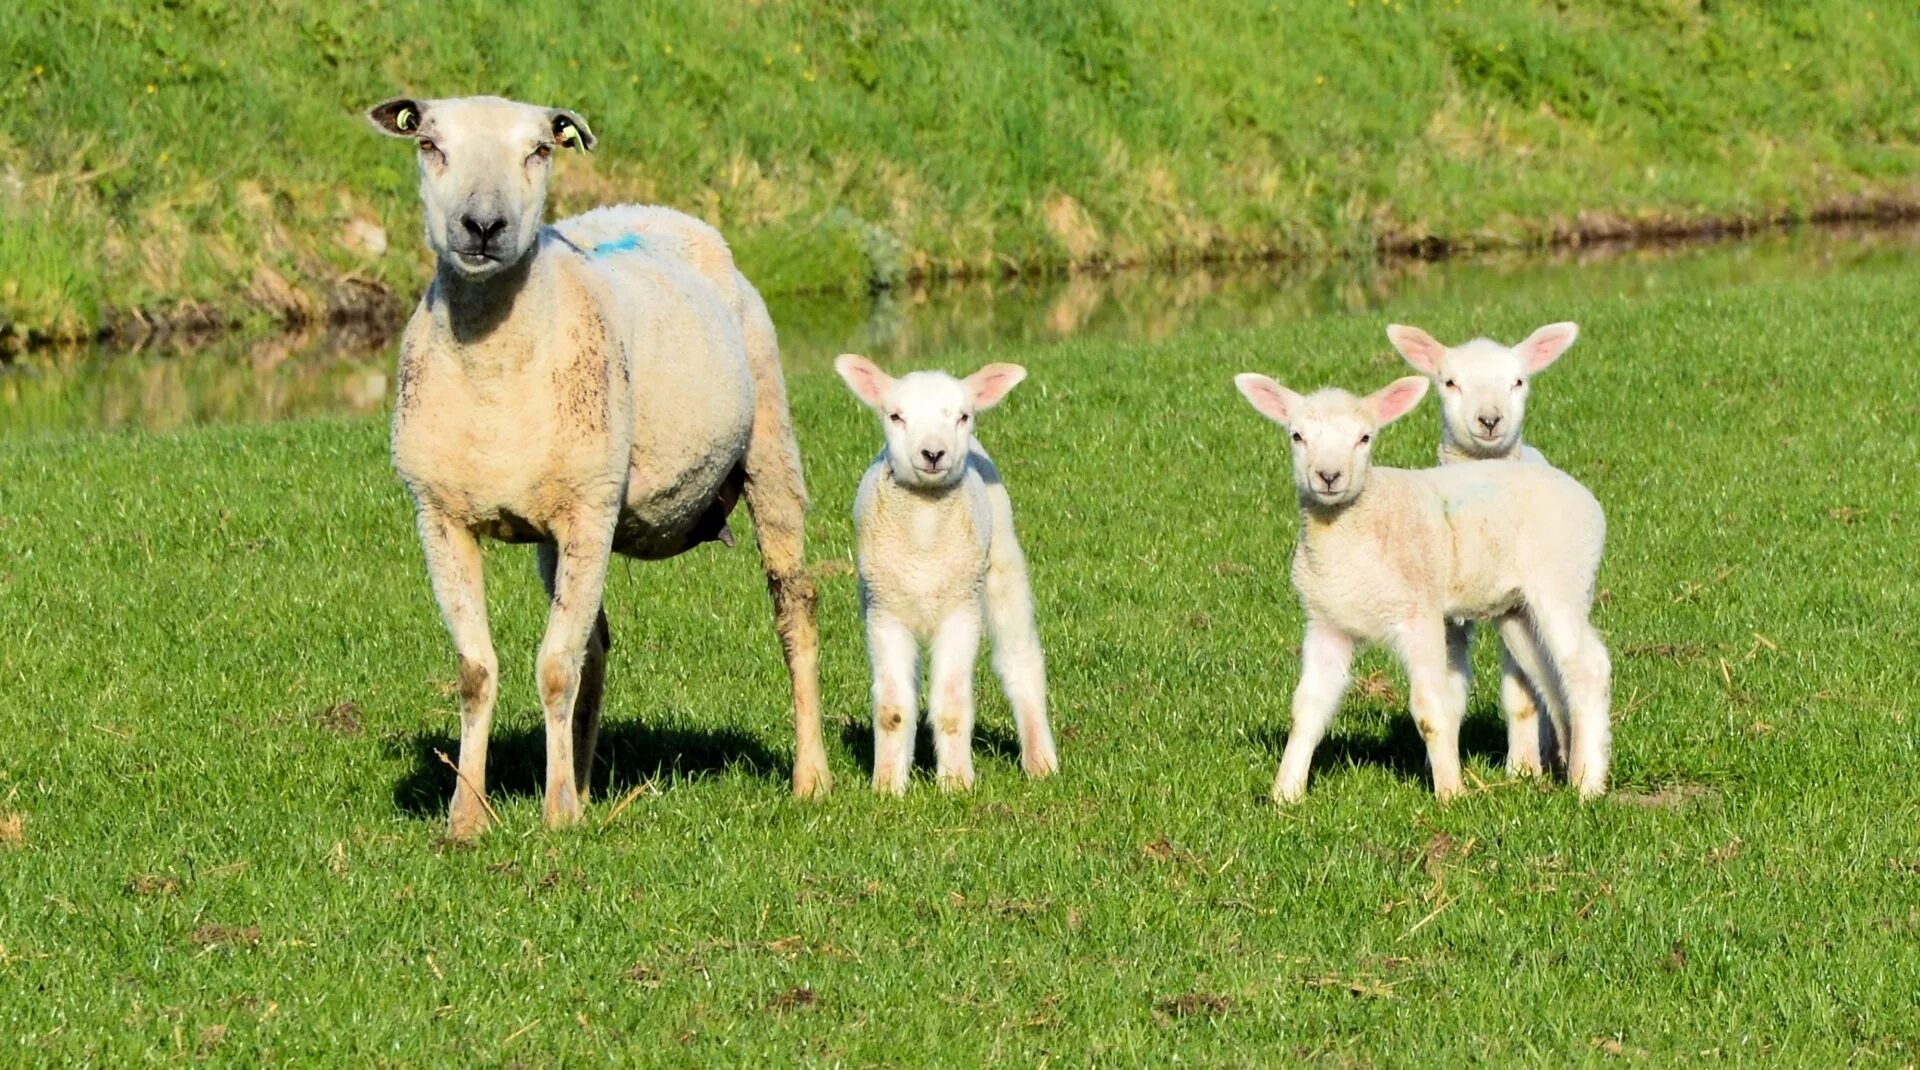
[1290,431,1304,444]
[417,139,438,155]
[888,413,904,425]
[532,143,553,161]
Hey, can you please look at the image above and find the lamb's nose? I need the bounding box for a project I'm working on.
[921,449,946,467]
[1477,414,1502,435]
[461,214,508,247]
[1316,470,1340,490]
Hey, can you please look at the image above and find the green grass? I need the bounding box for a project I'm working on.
[6,1,1920,339]
[2,265,1918,1064]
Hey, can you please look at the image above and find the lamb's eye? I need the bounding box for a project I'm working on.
[957,413,969,425]
[1443,379,1458,390]
[1513,378,1525,389]
[888,413,903,425]
[1359,433,1371,445]
[1290,431,1304,444]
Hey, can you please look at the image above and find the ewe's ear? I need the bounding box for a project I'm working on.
[1365,375,1431,426]
[1385,324,1447,376]
[834,354,893,409]
[964,363,1027,410]
[367,98,427,138]
[549,109,596,152]
[1517,321,1578,373]
[1234,373,1302,426]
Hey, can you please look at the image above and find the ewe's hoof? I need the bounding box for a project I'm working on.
[446,805,493,842]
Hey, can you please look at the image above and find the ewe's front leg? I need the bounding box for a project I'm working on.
[1273,620,1353,804]
[417,513,498,841]
[536,510,619,829]
[928,607,984,792]
[866,611,920,796]
[538,543,610,797]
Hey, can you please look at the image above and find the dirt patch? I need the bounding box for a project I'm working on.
[1154,992,1231,1022]
[0,813,21,848]
[314,701,364,735]
[1612,784,1717,809]
[190,924,262,948]
[764,986,819,1013]
[127,873,182,896]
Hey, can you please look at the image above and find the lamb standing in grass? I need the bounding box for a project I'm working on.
[835,355,1058,794]
[1388,322,1580,777]
[1232,371,1612,801]
[367,95,831,839]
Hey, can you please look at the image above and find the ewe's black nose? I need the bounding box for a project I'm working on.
[1477,414,1502,434]
[921,449,946,467]
[1316,470,1341,490]
[462,214,508,247]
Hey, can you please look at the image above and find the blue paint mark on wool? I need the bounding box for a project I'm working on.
[589,234,645,257]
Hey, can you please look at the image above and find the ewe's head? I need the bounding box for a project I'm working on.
[1234,373,1429,509]
[1387,322,1578,459]
[835,355,1027,491]
[366,95,595,280]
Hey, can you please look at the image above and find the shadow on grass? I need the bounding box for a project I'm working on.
[391,716,782,817]
[837,717,1024,780]
[1248,706,1511,785]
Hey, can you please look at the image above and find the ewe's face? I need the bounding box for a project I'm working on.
[1235,374,1430,510]
[1387,323,1579,459]
[836,357,1028,492]
[367,96,594,280]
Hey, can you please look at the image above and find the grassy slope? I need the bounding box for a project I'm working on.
[2,265,1917,1063]
[4,1,1920,338]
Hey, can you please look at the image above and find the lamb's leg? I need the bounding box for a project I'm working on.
[538,543,610,795]
[1273,620,1354,804]
[1494,615,1556,777]
[928,606,983,791]
[867,610,919,796]
[740,392,831,800]
[1531,605,1612,799]
[1395,619,1467,801]
[983,499,1056,778]
[417,512,498,841]
[534,510,619,829]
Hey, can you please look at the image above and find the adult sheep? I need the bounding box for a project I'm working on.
[366,95,831,839]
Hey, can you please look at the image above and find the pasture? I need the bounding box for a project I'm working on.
[1,261,1916,1063]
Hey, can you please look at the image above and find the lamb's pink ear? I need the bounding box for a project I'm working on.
[834,354,893,409]
[964,363,1027,410]
[1364,375,1430,426]
[1386,324,1447,376]
[1234,373,1302,426]
[1517,322,1579,373]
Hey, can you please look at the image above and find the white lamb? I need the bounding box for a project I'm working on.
[1387,321,1580,777]
[1232,370,1611,801]
[834,355,1059,794]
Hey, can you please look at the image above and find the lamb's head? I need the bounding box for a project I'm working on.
[1235,373,1429,509]
[366,95,595,280]
[835,355,1027,490]
[1387,322,1578,458]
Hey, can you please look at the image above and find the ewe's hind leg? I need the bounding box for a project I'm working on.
[866,611,919,796]
[538,543,610,795]
[739,338,831,799]
[1393,620,1468,801]
[983,497,1056,778]
[419,513,498,841]
[928,607,983,791]
[1274,621,1353,804]
[534,511,619,829]
[1530,606,1612,798]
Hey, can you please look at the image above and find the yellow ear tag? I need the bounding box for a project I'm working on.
[558,122,579,148]
[396,107,414,132]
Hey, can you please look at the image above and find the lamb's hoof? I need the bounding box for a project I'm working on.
[1433,783,1467,803]
[1271,778,1306,806]
[1021,751,1059,779]
[1506,758,1545,779]
[935,769,976,793]
[870,773,909,797]
[792,758,832,800]
[446,800,493,842]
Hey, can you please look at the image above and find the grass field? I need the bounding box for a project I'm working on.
[6,1,1920,340]
[2,262,1918,1063]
